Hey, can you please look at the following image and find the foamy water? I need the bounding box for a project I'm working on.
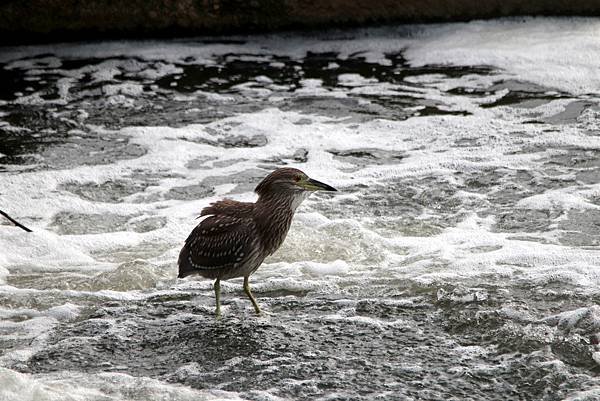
[1,17,600,400]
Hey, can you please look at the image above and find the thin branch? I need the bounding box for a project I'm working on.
[0,209,32,232]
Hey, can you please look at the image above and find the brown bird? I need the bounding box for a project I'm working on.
[178,167,337,316]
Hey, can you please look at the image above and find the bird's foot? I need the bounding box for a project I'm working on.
[243,276,262,316]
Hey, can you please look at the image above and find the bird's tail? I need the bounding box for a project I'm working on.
[177,243,196,278]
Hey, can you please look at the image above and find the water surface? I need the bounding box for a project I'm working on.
[1,18,600,401]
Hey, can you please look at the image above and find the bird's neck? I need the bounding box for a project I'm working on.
[255,192,307,255]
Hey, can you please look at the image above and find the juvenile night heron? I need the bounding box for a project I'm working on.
[178,167,337,316]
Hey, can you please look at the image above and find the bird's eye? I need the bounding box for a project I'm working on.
[294,176,301,182]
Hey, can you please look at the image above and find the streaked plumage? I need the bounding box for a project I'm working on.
[178,167,337,316]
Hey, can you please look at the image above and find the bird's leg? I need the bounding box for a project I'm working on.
[243,276,261,315]
[214,278,221,318]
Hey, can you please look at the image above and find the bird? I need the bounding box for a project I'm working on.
[178,167,337,317]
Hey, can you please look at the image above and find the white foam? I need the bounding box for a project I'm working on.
[255,75,274,84]
[91,66,120,82]
[337,73,378,86]
[0,229,98,272]
[317,313,407,329]
[0,303,80,322]
[0,266,7,285]
[102,82,144,97]
[517,185,600,211]
[2,101,600,294]
[0,368,248,401]
[300,260,350,277]
[138,62,183,80]
[543,306,600,332]
[1,18,597,98]
[562,388,600,401]
[404,18,600,95]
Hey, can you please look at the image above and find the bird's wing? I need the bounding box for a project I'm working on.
[178,214,257,277]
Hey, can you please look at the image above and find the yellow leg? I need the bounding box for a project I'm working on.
[243,276,261,315]
[214,278,221,318]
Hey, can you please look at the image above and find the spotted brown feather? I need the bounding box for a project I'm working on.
[177,167,337,316]
[178,205,259,279]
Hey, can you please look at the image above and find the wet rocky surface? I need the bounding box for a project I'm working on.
[15,288,600,401]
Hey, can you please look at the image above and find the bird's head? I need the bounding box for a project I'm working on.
[255,168,337,199]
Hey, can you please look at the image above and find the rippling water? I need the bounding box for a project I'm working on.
[1,18,600,401]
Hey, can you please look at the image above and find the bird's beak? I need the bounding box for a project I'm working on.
[302,177,337,192]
